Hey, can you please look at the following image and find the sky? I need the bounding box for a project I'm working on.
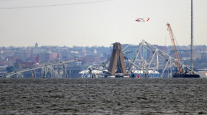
[0,0,207,47]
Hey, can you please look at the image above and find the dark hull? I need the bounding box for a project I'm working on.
[173,74,200,78]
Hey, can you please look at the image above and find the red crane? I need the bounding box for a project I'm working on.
[166,23,182,72]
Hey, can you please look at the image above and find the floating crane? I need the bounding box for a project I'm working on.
[166,23,200,78]
[166,23,182,72]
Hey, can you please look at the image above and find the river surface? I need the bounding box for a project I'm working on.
[0,78,207,115]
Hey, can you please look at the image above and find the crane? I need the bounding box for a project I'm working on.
[166,23,182,72]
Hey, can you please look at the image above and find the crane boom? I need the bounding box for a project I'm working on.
[166,23,182,72]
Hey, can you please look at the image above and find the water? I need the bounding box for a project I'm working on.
[0,78,207,114]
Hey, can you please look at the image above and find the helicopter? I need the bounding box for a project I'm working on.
[135,18,150,22]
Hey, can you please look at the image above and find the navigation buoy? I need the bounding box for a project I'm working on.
[43,73,46,78]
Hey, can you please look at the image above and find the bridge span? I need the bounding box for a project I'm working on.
[5,59,78,78]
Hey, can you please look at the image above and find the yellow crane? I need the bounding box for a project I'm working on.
[166,23,182,72]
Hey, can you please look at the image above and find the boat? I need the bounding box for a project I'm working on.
[173,73,200,78]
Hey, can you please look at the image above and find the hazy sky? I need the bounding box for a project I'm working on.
[0,0,207,47]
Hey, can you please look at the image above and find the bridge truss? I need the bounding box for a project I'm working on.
[5,59,77,78]
[79,40,195,78]
[127,40,194,78]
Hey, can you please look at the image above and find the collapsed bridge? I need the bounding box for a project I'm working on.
[81,40,197,78]
[5,40,198,78]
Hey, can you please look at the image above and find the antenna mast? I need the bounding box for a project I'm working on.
[191,0,193,71]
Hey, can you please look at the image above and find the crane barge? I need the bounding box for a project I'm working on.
[166,23,200,78]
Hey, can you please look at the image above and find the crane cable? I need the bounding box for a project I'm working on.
[166,27,183,60]
[172,32,183,61]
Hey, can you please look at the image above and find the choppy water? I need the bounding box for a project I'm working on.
[0,78,207,115]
